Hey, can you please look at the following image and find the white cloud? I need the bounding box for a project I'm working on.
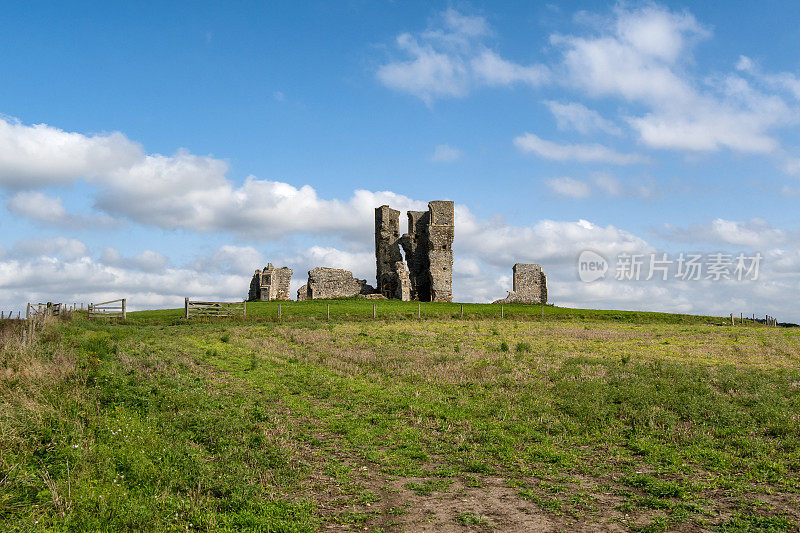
[471,50,550,87]
[655,218,789,248]
[0,116,430,240]
[6,191,118,229]
[1,221,798,323]
[376,9,547,103]
[543,174,658,199]
[431,144,463,162]
[7,191,65,219]
[514,133,648,165]
[544,101,622,135]
[190,245,265,276]
[736,55,800,101]
[553,5,796,154]
[0,117,142,188]
[593,174,623,196]
[0,256,248,310]
[456,209,651,269]
[10,237,90,261]
[100,247,168,273]
[285,246,375,282]
[545,177,591,199]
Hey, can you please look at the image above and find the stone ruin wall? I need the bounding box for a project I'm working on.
[376,200,454,302]
[426,201,455,302]
[297,267,375,300]
[494,263,548,304]
[248,201,456,303]
[375,206,409,300]
[249,263,293,301]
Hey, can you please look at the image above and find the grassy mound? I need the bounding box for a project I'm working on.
[1,307,797,531]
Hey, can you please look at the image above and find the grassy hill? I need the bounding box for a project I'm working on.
[1,302,798,531]
[133,299,727,325]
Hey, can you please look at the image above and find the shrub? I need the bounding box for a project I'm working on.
[515,342,531,353]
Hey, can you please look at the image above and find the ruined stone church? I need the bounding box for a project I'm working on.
[375,200,454,302]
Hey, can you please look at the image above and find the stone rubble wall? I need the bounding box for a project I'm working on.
[304,267,375,300]
[273,267,293,300]
[426,201,454,302]
[375,200,454,303]
[248,263,293,301]
[249,201,455,303]
[400,210,431,301]
[494,263,548,304]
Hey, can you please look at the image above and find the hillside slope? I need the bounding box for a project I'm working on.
[1,307,798,531]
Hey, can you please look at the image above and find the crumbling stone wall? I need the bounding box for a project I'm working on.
[494,263,547,304]
[249,263,293,301]
[375,200,454,302]
[375,206,410,300]
[426,201,454,302]
[299,267,375,300]
[400,210,431,301]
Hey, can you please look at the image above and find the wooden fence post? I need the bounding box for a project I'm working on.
[327,303,330,320]
[373,304,376,319]
[460,304,463,318]
[184,298,189,319]
[121,299,127,319]
[731,313,734,326]
[26,303,30,321]
[418,302,421,319]
[243,300,246,317]
[501,304,504,318]
[278,303,281,320]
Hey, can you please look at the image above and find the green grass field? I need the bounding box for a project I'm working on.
[1,301,798,531]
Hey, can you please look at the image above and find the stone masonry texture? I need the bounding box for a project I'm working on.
[494,263,548,304]
[299,267,375,300]
[375,200,454,302]
[426,201,455,302]
[248,263,292,301]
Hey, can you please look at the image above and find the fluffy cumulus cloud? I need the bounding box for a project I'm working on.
[6,191,118,229]
[100,247,169,273]
[0,117,142,188]
[0,116,428,240]
[376,9,548,103]
[9,237,90,262]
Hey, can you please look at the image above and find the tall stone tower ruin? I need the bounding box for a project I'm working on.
[375,200,454,302]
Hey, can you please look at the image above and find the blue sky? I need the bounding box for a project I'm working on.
[0,1,798,321]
